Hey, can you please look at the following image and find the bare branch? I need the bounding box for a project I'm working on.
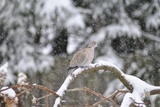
[91,89,128,107]
[0,84,58,97]
[68,87,118,106]
[150,89,160,95]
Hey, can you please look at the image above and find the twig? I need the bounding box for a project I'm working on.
[91,89,128,107]
[68,87,118,106]
[36,93,52,101]
[0,84,58,107]
[45,92,49,107]
[34,84,58,97]
[6,84,58,97]
[84,88,89,106]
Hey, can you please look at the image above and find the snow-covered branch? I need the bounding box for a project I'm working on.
[142,31,160,43]
[53,60,160,107]
[121,74,160,106]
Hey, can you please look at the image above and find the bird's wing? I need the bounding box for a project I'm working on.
[70,49,88,67]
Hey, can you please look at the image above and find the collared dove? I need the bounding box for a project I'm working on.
[67,41,97,70]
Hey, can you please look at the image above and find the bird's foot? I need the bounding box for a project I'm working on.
[80,66,91,70]
[80,66,88,69]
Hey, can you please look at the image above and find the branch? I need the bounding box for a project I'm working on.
[53,60,132,107]
[67,87,119,107]
[142,31,160,43]
[53,60,160,107]
[0,84,58,99]
[91,89,128,107]
[120,74,160,106]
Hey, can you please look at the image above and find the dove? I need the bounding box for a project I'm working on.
[67,41,97,71]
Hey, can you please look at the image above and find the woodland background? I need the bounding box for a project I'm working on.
[0,0,160,106]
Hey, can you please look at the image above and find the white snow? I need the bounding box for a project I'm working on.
[33,83,37,86]
[65,14,85,29]
[106,23,141,38]
[149,95,160,107]
[1,86,16,98]
[0,62,8,73]
[120,93,134,107]
[67,36,86,54]
[146,11,160,29]
[0,63,14,85]
[53,97,61,107]
[120,74,160,106]
[41,0,85,30]
[56,75,73,96]
[0,86,18,106]
[42,0,73,14]
[41,44,53,55]
[97,60,124,75]
[104,79,123,96]
[4,70,16,85]
[125,74,158,95]
[17,72,27,85]
[0,63,8,85]
[96,48,124,70]
[121,92,146,107]
[55,68,87,96]
[90,28,107,43]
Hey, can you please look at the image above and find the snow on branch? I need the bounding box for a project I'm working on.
[142,31,160,43]
[0,84,58,106]
[121,74,160,107]
[53,60,160,107]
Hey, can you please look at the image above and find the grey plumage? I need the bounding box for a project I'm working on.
[68,41,97,70]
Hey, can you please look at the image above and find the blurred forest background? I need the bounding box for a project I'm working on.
[0,0,160,106]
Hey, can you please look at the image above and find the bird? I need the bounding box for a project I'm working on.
[67,41,97,71]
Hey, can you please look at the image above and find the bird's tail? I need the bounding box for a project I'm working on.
[67,66,78,71]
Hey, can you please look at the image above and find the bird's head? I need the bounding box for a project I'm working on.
[88,41,97,48]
